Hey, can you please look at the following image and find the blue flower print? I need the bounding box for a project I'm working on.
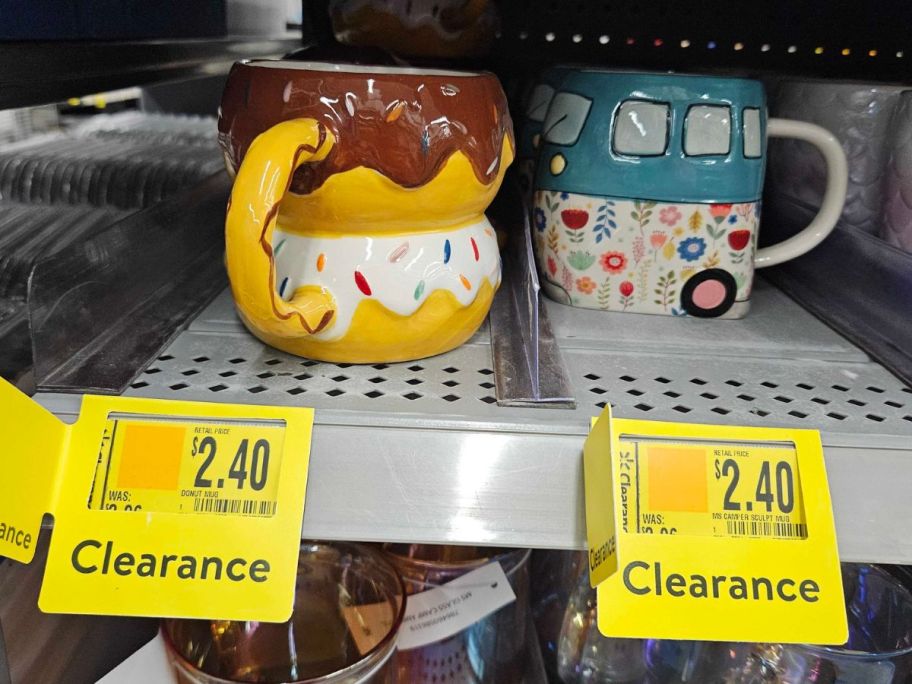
[560,192,570,200]
[533,207,547,232]
[677,237,707,262]
[728,215,737,224]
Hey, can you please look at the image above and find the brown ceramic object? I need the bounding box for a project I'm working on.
[328,0,498,58]
[219,61,510,196]
[219,61,513,363]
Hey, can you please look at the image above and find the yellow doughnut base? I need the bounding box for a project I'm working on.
[240,279,496,363]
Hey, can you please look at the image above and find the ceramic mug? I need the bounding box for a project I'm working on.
[219,60,513,362]
[516,65,573,204]
[329,0,498,58]
[532,70,848,318]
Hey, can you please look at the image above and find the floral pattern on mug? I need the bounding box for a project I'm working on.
[576,276,597,294]
[532,190,760,317]
[659,206,682,226]
[600,251,628,274]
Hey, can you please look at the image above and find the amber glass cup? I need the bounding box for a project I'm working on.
[381,544,531,683]
[162,542,406,684]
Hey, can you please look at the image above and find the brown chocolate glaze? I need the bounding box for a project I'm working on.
[218,61,513,194]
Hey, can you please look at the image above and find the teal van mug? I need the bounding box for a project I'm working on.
[516,65,573,202]
[532,70,848,318]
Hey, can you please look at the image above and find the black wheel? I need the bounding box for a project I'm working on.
[680,268,737,318]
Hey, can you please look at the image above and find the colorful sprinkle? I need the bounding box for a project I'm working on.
[279,277,289,298]
[316,253,326,271]
[484,227,494,238]
[421,129,430,155]
[443,239,452,264]
[389,242,409,263]
[274,239,286,255]
[414,280,425,300]
[354,270,372,296]
[385,101,405,122]
[470,237,479,261]
[459,275,472,291]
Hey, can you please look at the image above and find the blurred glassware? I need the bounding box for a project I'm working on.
[162,541,405,684]
[530,550,586,678]
[646,564,912,683]
[557,564,647,684]
[381,544,531,683]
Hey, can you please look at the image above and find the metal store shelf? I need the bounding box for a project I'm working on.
[36,280,912,562]
[0,36,302,109]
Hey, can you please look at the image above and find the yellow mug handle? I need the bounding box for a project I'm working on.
[226,119,336,339]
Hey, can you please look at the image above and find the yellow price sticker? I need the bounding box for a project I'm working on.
[88,415,284,517]
[623,438,807,540]
[585,413,847,645]
[0,378,316,622]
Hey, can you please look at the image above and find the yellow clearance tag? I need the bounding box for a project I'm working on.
[0,379,313,622]
[583,405,617,588]
[584,411,847,645]
[0,380,66,564]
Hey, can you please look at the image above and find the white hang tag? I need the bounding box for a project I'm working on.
[96,633,176,684]
[397,561,516,651]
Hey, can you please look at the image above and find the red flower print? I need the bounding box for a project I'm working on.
[728,229,751,251]
[576,276,597,294]
[649,231,668,249]
[561,209,589,229]
[600,251,628,274]
[619,280,634,297]
[547,256,558,276]
[659,206,682,226]
[709,204,733,219]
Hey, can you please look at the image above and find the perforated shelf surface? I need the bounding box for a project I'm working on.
[37,279,912,562]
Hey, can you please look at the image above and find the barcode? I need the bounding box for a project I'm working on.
[193,498,276,516]
[725,520,807,539]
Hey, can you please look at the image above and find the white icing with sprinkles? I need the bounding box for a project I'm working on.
[273,217,501,341]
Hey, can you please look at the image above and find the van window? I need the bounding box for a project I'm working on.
[743,108,762,158]
[543,92,592,146]
[526,84,556,123]
[613,100,669,156]
[684,105,731,156]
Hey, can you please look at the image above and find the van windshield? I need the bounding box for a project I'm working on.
[543,92,592,146]
[526,84,556,123]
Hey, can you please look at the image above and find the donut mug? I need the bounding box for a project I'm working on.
[219,61,513,362]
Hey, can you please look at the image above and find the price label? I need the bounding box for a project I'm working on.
[584,412,847,645]
[624,439,807,540]
[88,415,284,517]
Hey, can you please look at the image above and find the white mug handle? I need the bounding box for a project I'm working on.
[755,118,849,268]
